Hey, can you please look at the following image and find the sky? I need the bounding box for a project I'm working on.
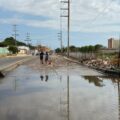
[0,0,120,49]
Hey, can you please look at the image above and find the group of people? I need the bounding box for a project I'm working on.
[40,51,49,64]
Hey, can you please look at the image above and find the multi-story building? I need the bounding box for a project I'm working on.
[108,38,120,49]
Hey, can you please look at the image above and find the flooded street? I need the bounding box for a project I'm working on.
[0,56,119,120]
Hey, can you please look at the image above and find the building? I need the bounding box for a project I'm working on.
[108,38,119,49]
[18,46,30,54]
[0,47,9,55]
[37,45,51,52]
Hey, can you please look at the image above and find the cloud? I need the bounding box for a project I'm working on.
[0,0,120,32]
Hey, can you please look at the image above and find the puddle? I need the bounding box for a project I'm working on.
[0,64,119,120]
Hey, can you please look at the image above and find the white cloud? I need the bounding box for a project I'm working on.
[0,0,120,32]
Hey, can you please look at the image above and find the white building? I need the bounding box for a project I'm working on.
[18,46,30,54]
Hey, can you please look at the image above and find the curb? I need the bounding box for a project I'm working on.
[63,56,82,65]
[63,56,120,76]
[63,56,104,75]
[0,56,36,77]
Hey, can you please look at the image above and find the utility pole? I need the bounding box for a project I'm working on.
[58,32,63,53]
[58,1,63,54]
[118,36,120,68]
[12,24,19,47]
[25,33,31,47]
[61,0,70,58]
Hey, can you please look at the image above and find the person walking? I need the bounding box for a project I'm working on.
[40,51,44,64]
[45,52,49,64]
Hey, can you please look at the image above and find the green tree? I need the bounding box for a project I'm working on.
[8,46,18,54]
[69,45,76,52]
[95,44,103,51]
[55,48,61,53]
[2,37,26,46]
[0,42,6,47]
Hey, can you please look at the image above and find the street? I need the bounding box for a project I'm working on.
[0,56,32,69]
[0,55,119,120]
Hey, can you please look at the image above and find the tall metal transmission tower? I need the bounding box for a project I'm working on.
[60,0,70,58]
[12,24,19,46]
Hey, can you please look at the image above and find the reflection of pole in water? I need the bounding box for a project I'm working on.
[67,75,70,120]
[14,76,17,91]
[12,76,17,91]
[118,79,120,120]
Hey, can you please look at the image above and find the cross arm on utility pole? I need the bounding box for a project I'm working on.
[61,1,68,3]
[61,8,68,10]
[60,15,68,17]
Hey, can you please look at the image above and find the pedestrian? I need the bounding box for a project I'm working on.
[45,52,49,64]
[40,51,44,64]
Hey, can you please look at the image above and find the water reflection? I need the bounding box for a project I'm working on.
[117,79,120,120]
[0,79,2,84]
[82,76,120,87]
[1,66,120,120]
[40,75,44,81]
[82,76,104,87]
[40,75,49,82]
[60,76,70,120]
[67,76,70,120]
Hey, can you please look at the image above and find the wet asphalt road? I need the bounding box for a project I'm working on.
[0,56,31,69]
[0,55,119,120]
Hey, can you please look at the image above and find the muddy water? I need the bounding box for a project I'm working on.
[0,62,119,120]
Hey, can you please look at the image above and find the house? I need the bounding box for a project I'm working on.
[18,46,30,54]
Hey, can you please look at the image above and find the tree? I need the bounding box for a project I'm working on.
[0,42,6,47]
[8,46,18,54]
[69,45,76,52]
[95,44,103,51]
[55,48,61,53]
[2,37,26,46]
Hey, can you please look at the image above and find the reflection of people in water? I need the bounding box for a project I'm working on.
[40,75,44,81]
[45,75,48,82]
[40,75,49,82]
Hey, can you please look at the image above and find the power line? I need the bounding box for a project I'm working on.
[90,0,114,25]
[80,0,114,30]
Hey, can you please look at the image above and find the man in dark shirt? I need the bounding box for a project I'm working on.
[45,52,49,64]
[40,51,44,64]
